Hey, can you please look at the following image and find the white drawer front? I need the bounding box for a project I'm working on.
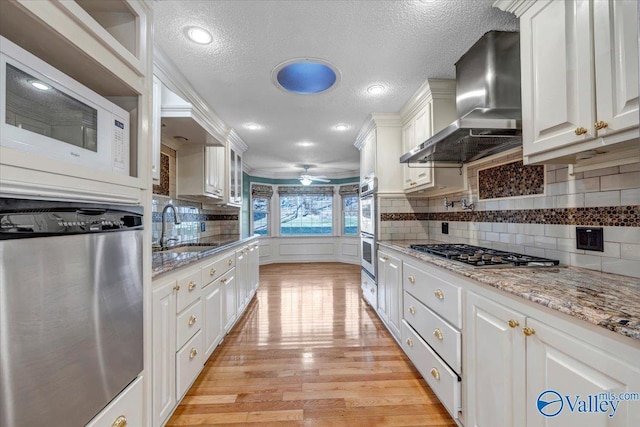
[202,254,235,287]
[403,262,462,328]
[176,330,204,400]
[177,299,202,350]
[361,272,377,309]
[404,291,461,374]
[401,320,460,419]
[177,270,201,313]
[85,376,143,427]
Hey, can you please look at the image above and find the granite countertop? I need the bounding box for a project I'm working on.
[379,240,640,342]
[152,235,258,278]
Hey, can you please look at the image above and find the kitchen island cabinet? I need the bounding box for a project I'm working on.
[377,249,402,341]
[151,237,259,426]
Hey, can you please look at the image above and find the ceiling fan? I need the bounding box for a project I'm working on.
[299,165,330,185]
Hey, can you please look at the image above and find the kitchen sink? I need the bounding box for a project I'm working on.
[155,245,219,254]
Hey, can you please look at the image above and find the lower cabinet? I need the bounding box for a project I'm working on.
[361,269,377,309]
[377,249,402,340]
[235,245,248,313]
[151,240,259,427]
[86,376,144,427]
[465,291,640,427]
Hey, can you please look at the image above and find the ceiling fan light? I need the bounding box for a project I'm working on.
[300,177,312,186]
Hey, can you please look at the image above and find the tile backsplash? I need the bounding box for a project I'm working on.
[379,151,639,278]
[152,144,239,244]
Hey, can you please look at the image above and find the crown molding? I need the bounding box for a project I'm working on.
[492,0,535,17]
[227,129,249,153]
[400,78,456,122]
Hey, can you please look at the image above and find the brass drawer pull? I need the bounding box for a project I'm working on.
[575,126,588,135]
[188,281,196,291]
[434,289,444,300]
[112,415,127,427]
[408,275,415,284]
[508,319,519,328]
[594,120,608,130]
[188,315,197,326]
[228,259,233,266]
[523,327,536,336]
[221,277,228,284]
[433,328,443,341]
[408,306,416,315]
[189,348,198,359]
[209,267,216,276]
[406,337,413,347]
[173,284,180,292]
[430,367,440,381]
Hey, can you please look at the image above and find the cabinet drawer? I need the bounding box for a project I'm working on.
[202,255,235,286]
[86,376,143,427]
[401,320,460,419]
[404,291,461,374]
[403,262,462,328]
[361,280,377,309]
[176,330,203,400]
[177,299,202,350]
[176,270,201,313]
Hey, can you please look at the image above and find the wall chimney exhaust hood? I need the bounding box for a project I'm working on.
[400,31,522,164]
[161,85,224,146]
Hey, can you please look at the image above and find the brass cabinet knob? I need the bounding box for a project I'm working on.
[575,126,588,135]
[380,256,388,261]
[508,319,520,328]
[188,281,196,291]
[433,328,443,341]
[594,120,608,130]
[221,277,228,284]
[370,287,375,294]
[112,415,127,427]
[408,275,415,284]
[406,337,413,347]
[189,348,198,359]
[410,181,417,186]
[188,315,197,326]
[173,284,180,292]
[209,268,216,276]
[434,289,444,300]
[430,368,440,381]
[408,306,416,315]
[523,327,536,336]
[228,259,233,266]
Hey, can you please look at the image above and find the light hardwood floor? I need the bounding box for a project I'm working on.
[167,263,456,426]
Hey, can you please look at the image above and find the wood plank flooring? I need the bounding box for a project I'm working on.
[167,263,456,426]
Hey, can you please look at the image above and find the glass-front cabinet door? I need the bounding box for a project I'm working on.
[229,148,237,202]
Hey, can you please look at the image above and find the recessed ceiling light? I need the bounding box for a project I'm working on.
[30,80,50,90]
[297,141,314,147]
[272,58,340,95]
[334,124,349,131]
[186,27,213,45]
[367,84,386,95]
[173,136,189,142]
[244,123,261,130]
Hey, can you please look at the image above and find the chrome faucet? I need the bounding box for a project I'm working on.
[160,203,181,248]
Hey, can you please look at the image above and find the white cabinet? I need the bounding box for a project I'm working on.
[86,376,144,427]
[465,291,640,427]
[377,249,402,340]
[203,279,223,358]
[355,114,403,194]
[235,246,249,313]
[513,0,639,165]
[177,144,224,202]
[247,242,260,295]
[223,267,237,332]
[152,75,162,183]
[361,269,377,310]
[151,280,177,427]
[400,79,465,196]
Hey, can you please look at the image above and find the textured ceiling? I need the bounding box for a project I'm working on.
[153,0,518,178]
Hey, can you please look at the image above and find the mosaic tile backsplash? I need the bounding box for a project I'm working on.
[378,153,640,278]
[478,160,544,199]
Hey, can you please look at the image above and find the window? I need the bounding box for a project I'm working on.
[343,194,358,235]
[251,184,273,236]
[252,197,269,235]
[279,190,333,235]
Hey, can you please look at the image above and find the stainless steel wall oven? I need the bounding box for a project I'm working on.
[0,197,143,427]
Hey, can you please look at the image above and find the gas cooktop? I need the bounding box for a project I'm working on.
[409,244,560,268]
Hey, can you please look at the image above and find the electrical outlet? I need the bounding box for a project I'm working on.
[200,222,206,232]
[442,222,449,235]
[576,227,603,252]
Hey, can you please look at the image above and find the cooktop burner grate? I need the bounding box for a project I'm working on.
[409,243,560,268]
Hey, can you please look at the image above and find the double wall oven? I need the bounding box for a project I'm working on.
[360,177,377,280]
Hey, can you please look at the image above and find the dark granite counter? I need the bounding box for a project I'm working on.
[379,240,640,342]
[152,235,259,278]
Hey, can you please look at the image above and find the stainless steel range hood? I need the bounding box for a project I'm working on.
[400,31,521,164]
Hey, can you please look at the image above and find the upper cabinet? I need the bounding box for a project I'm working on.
[497,0,639,168]
[355,114,403,195]
[225,130,247,207]
[0,0,153,203]
[400,79,467,196]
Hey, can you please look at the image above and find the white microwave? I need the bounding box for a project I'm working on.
[0,36,130,176]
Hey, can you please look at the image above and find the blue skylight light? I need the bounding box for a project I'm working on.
[276,61,337,94]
